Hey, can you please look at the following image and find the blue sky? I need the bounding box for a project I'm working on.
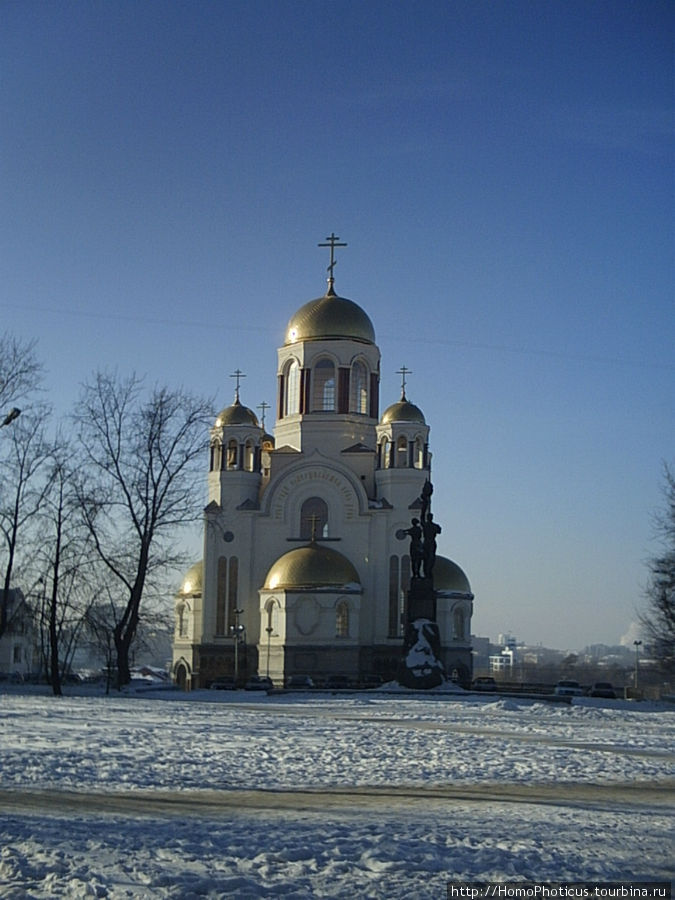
[2,0,672,649]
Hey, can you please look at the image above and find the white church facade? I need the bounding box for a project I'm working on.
[172,239,473,688]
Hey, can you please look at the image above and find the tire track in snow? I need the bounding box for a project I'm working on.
[1,780,672,819]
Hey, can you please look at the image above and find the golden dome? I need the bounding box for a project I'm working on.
[215,399,259,428]
[434,555,471,594]
[380,395,426,425]
[264,543,361,590]
[285,290,375,345]
[179,561,203,595]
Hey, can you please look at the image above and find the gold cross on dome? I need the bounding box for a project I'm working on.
[396,365,412,400]
[230,369,246,402]
[309,514,319,542]
[257,400,270,429]
[318,232,347,290]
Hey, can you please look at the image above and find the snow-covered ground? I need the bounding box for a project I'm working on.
[0,686,673,897]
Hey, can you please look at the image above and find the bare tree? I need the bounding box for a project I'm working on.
[0,335,46,639]
[82,582,121,694]
[0,407,54,639]
[641,463,675,676]
[35,442,97,695]
[74,372,212,687]
[0,332,43,415]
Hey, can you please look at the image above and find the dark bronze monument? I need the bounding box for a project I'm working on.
[398,479,446,689]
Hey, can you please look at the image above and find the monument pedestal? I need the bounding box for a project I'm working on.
[406,577,436,622]
[398,577,445,690]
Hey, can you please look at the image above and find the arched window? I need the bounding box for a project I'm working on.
[300,497,328,540]
[265,599,277,636]
[227,557,238,632]
[453,608,465,641]
[177,604,187,637]
[244,440,255,471]
[216,556,228,635]
[285,360,300,416]
[226,439,238,470]
[401,555,411,595]
[336,600,349,637]
[312,359,335,411]
[415,437,424,469]
[350,361,368,414]
[396,436,408,467]
[388,556,399,637]
[210,441,221,472]
[380,438,391,469]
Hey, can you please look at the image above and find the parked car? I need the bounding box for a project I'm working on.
[245,675,273,691]
[286,675,315,689]
[589,681,616,699]
[471,676,497,692]
[554,679,584,696]
[325,675,352,689]
[361,675,384,689]
[210,677,236,690]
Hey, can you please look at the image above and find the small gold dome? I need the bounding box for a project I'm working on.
[285,291,375,345]
[434,556,471,594]
[179,561,203,595]
[380,396,426,425]
[215,399,259,428]
[264,543,361,590]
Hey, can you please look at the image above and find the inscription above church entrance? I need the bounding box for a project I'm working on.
[272,467,357,521]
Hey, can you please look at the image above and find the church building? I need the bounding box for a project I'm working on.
[172,237,473,689]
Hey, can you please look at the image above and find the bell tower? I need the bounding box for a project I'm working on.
[274,235,381,459]
[375,367,430,509]
[208,370,264,510]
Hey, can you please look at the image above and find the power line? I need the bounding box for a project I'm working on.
[5,301,673,372]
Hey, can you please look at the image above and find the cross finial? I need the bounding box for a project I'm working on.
[396,365,412,400]
[230,369,246,402]
[318,232,347,294]
[309,514,319,542]
[257,400,270,429]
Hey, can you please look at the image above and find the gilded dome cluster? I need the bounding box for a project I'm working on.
[433,556,472,594]
[264,543,361,590]
[179,561,203,595]
[380,396,426,425]
[214,399,259,428]
[285,290,376,346]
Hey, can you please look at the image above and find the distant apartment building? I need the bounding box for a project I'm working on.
[0,589,35,677]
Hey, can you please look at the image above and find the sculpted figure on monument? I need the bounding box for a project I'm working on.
[404,518,423,578]
[420,479,433,523]
[401,480,442,581]
[422,513,441,579]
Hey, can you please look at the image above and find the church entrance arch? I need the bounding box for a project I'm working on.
[174,660,190,691]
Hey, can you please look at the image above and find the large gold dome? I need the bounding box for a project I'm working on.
[285,291,376,345]
[434,555,472,594]
[264,543,361,590]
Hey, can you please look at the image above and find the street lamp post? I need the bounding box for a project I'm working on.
[232,607,244,686]
[633,640,642,690]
